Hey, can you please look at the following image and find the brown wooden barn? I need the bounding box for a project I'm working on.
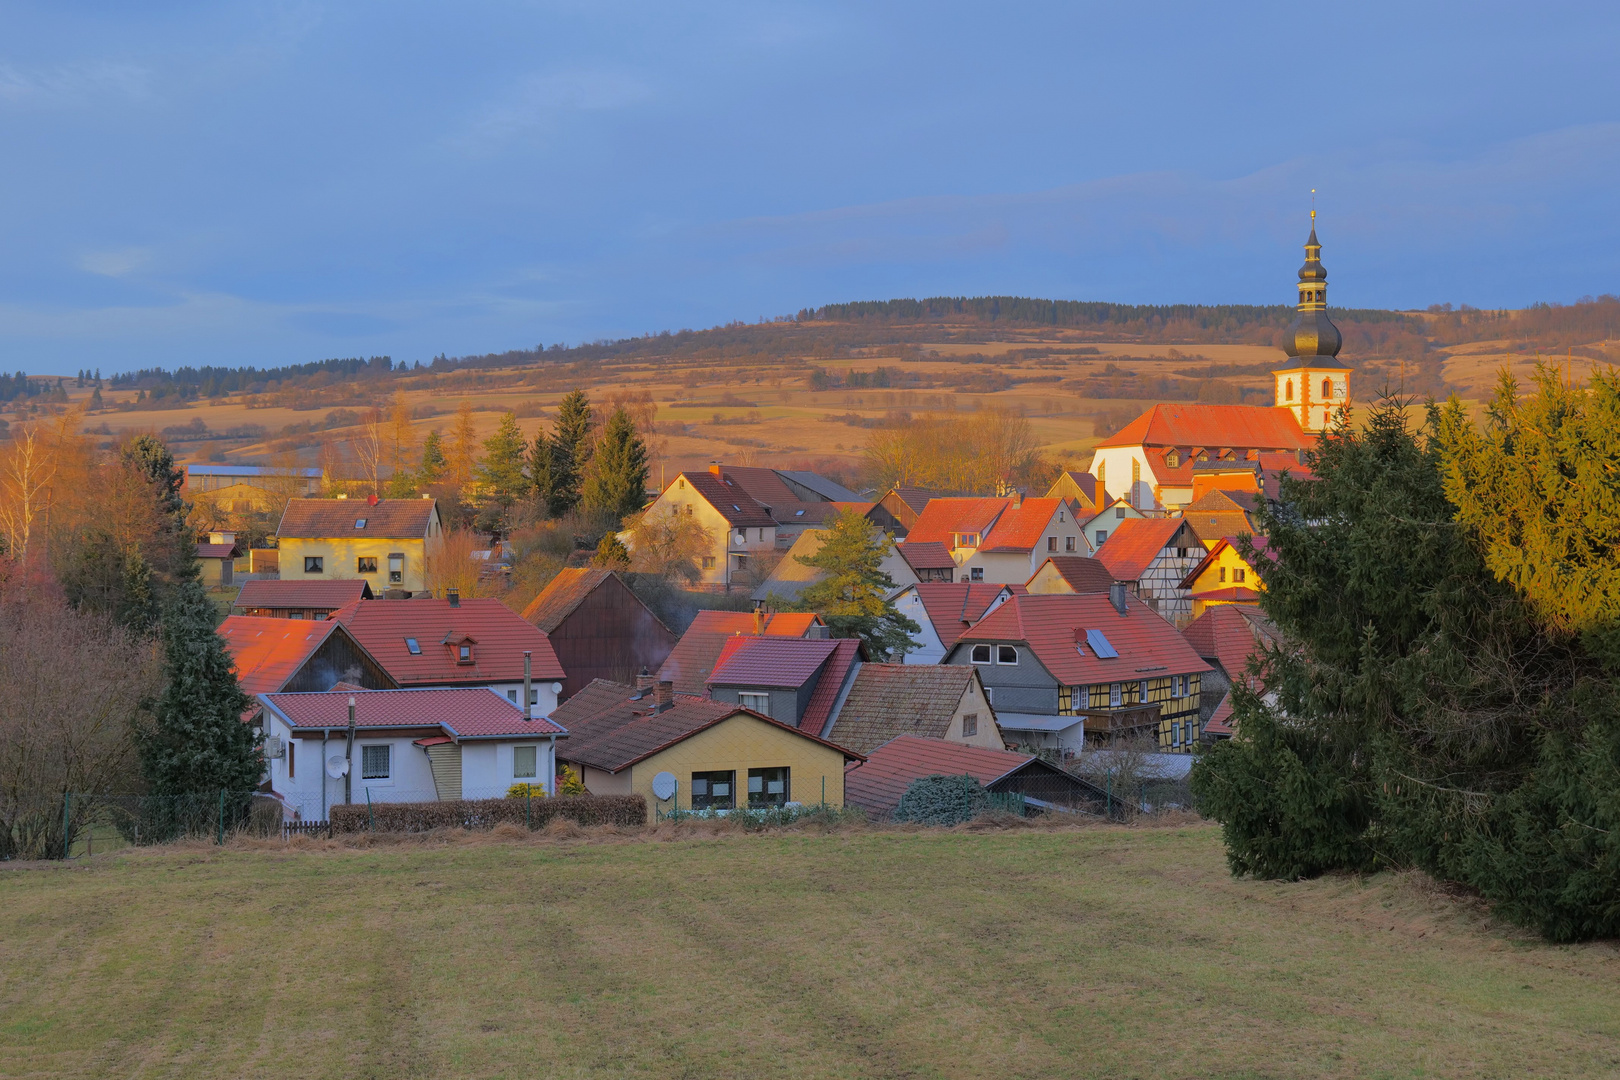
[520,569,677,702]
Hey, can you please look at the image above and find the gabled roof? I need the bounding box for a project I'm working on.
[1205,692,1236,736]
[904,498,1009,546]
[196,542,237,559]
[709,636,839,689]
[961,593,1210,684]
[218,615,368,695]
[1096,404,1309,452]
[844,735,1098,819]
[800,638,862,735]
[332,598,564,685]
[671,471,777,528]
[1047,470,1100,505]
[235,579,373,611]
[824,664,982,753]
[548,678,636,729]
[277,497,440,540]
[1179,537,1272,591]
[1182,604,1282,687]
[551,682,861,773]
[261,687,564,738]
[718,466,801,509]
[888,487,936,514]
[897,541,955,572]
[658,610,823,694]
[1094,517,1197,582]
[979,498,1064,553]
[908,583,1026,649]
[518,567,669,639]
[776,470,863,502]
[1026,556,1115,594]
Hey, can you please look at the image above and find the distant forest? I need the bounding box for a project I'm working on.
[62,294,1620,394]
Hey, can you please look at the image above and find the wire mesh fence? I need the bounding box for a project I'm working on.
[30,792,290,860]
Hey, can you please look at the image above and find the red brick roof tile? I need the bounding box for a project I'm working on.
[962,593,1210,684]
[979,498,1064,553]
[658,610,822,694]
[673,471,777,528]
[277,497,441,539]
[903,498,1009,546]
[910,583,1025,648]
[519,567,614,632]
[1181,604,1281,689]
[709,635,839,689]
[897,541,955,571]
[332,598,564,685]
[235,579,372,611]
[1093,517,1188,581]
[218,616,354,695]
[262,686,565,737]
[1027,556,1115,593]
[1096,404,1308,452]
[799,638,863,735]
[843,735,1043,818]
[824,665,980,752]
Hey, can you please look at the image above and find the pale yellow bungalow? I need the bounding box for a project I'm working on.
[276,496,443,596]
[1178,536,1269,619]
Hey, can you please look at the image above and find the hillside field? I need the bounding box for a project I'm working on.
[1,822,1616,1079]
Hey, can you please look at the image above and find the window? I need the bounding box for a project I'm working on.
[1115,507,1126,519]
[1094,530,1107,545]
[1284,378,1294,402]
[288,741,295,778]
[969,567,984,582]
[1234,567,1246,583]
[738,692,771,716]
[997,645,1018,665]
[971,644,992,664]
[1058,510,1066,522]
[962,713,978,737]
[1219,566,1227,583]
[691,770,735,810]
[457,644,472,663]
[748,767,789,808]
[513,746,537,779]
[1172,722,1182,746]
[1065,536,1076,552]
[1047,536,1057,552]
[354,518,367,529]
[1139,680,1149,701]
[1323,378,1332,398]
[684,504,693,515]
[757,528,765,542]
[361,745,390,780]
[357,557,378,573]
[405,637,421,655]
[507,689,517,702]
[1165,449,1180,468]
[734,554,750,571]
[701,556,715,569]
[1176,547,1187,558]
[304,556,323,573]
[1109,683,1122,707]
[388,553,404,584]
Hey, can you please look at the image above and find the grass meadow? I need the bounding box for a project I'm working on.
[1,821,1616,1079]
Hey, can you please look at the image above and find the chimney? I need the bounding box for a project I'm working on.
[634,667,656,699]
[710,462,723,477]
[1109,581,1128,615]
[752,600,765,636]
[653,680,674,713]
[447,587,460,607]
[1010,489,1022,508]
[523,650,532,720]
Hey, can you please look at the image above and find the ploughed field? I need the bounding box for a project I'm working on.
[1,822,1616,1079]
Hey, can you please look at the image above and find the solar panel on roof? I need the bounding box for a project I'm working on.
[1085,629,1118,659]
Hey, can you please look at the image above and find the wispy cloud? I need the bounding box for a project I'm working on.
[79,247,157,277]
[0,61,151,107]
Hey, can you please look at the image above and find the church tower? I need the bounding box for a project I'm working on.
[1273,212,1351,433]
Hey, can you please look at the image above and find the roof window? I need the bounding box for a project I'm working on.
[355,518,368,529]
[404,637,421,655]
[1084,629,1119,659]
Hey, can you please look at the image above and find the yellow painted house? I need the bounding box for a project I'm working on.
[276,496,443,596]
[1178,536,1268,619]
[550,678,862,811]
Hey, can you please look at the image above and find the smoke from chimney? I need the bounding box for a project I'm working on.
[653,680,674,712]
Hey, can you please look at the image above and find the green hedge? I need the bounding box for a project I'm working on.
[329,794,646,834]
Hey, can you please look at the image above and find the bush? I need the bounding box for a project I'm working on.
[330,794,645,834]
[506,782,548,798]
[894,774,989,826]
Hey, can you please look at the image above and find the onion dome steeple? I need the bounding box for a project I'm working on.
[1282,210,1342,360]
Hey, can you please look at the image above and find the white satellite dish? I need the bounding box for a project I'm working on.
[326,755,350,779]
[651,771,677,801]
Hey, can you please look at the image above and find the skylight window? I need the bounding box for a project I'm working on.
[355,518,368,529]
[404,637,420,655]
[1084,629,1119,659]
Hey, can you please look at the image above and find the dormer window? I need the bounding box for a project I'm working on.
[458,644,472,663]
[355,518,367,529]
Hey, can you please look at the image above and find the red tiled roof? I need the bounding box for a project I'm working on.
[910,583,1026,649]
[196,543,237,559]
[800,638,863,735]
[332,598,564,685]
[277,497,440,539]
[904,498,1009,546]
[961,593,1210,684]
[673,471,777,528]
[218,615,349,695]
[1189,587,1262,603]
[519,567,615,632]
[548,678,635,729]
[980,498,1063,553]
[262,687,564,737]
[552,681,861,773]
[897,541,955,571]
[658,610,822,694]
[709,635,839,689]
[1093,517,1187,581]
[843,736,1042,818]
[1205,692,1236,735]
[1096,404,1308,452]
[1181,604,1281,689]
[717,465,800,509]
[235,579,372,611]
[889,487,936,514]
[1026,556,1115,593]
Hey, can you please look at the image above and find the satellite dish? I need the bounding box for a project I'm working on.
[550,682,563,695]
[326,755,350,779]
[651,771,677,801]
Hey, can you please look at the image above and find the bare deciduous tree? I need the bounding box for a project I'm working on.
[349,406,385,496]
[0,425,59,559]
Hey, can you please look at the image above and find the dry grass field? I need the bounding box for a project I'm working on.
[2,822,1617,1079]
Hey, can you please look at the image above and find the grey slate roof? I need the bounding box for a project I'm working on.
[822,663,981,754]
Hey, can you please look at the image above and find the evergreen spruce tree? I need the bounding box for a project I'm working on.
[528,427,558,517]
[593,532,631,569]
[419,430,446,484]
[139,579,262,814]
[791,508,919,660]
[580,406,649,522]
[478,411,530,509]
[542,390,594,516]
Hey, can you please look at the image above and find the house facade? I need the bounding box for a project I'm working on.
[1094,517,1207,627]
[1080,501,1142,551]
[276,495,444,596]
[890,582,1022,665]
[901,496,1088,584]
[1179,537,1268,619]
[520,568,677,701]
[822,663,1003,754]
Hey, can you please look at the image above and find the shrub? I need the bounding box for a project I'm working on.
[894,774,989,826]
[506,782,548,798]
[330,794,645,834]
[555,764,586,796]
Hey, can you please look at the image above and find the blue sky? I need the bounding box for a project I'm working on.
[2,1,1618,375]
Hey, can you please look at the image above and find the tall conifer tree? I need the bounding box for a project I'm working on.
[580,406,649,522]
[478,411,529,509]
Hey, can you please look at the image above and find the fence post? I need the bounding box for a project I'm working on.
[526,788,532,830]
[367,788,375,832]
[62,792,70,860]
[217,789,225,845]
[1105,769,1112,820]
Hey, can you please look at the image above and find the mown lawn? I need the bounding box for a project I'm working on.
[0,822,1616,1079]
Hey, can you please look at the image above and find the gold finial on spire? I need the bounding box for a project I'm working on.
[1310,189,1317,225]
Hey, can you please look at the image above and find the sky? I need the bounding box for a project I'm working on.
[2,1,1618,375]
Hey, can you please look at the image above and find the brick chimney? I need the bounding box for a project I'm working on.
[752,601,765,636]
[709,461,723,477]
[653,680,674,713]
[446,587,460,608]
[634,667,656,699]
